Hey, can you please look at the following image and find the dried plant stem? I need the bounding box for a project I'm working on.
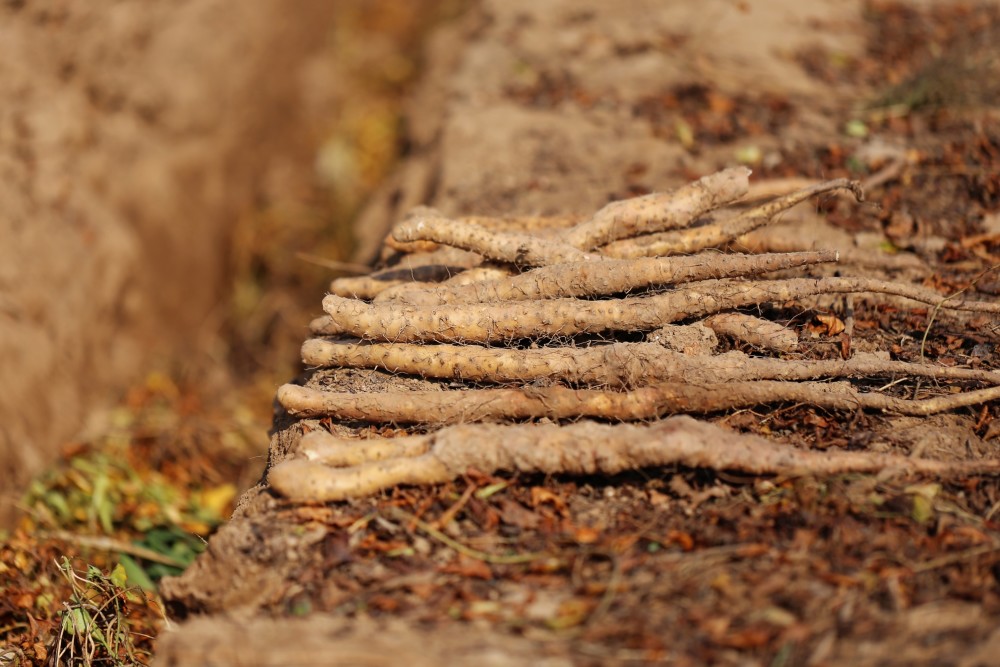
[315,278,1000,343]
[267,417,1000,502]
[600,179,863,258]
[278,380,1000,423]
[383,250,837,306]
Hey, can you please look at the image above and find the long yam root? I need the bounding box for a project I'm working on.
[300,339,1000,386]
[300,340,1000,387]
[297,429,432,466]
[381,250,837,306]
[275,168,999,506]
[389,168,752,264]
[277,381,1000,423]
[373,266,511,303]
[315,277,1000,343]
[267,417,1000,502]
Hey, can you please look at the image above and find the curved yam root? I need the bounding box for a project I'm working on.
[600,179,863,258]
[271,455,452,501]
[278,381,1000,423]
[317,277,1000,343]
[267,417,1000,502]
[388,168,752,265]
[563,167,752,249]
[382,250,837,307]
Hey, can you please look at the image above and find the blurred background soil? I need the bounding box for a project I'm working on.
[0,2,454,662]
[0,0,456,523]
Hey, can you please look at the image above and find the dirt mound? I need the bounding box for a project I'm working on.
[0,0,341,523]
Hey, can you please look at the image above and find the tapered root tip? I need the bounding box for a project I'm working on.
[277,384,311,415]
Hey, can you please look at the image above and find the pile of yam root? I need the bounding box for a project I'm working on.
[268,167,1000,502]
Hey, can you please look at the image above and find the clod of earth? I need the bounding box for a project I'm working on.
[271,169,1000,502]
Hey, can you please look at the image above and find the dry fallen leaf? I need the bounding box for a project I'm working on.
[811,313,846,336]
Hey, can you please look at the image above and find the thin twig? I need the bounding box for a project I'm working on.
[911,543,1000,573]
[38,530,189,568]
[920,262,1000,360]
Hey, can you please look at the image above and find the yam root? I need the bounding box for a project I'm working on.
[389,167,752,263]
[391,215,596,267]
[562,167,751,249]
[273,169,999,504]
[268,417,1000,502]
[373,266,511,303]
[599,179,863,258]
[277,381,1000,423]
[300,340,1000,388]
[702,313,798,352]
[381,250,837,307]
[315,277,1000,343]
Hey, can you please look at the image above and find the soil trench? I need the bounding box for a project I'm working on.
[156,1,1000,665]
